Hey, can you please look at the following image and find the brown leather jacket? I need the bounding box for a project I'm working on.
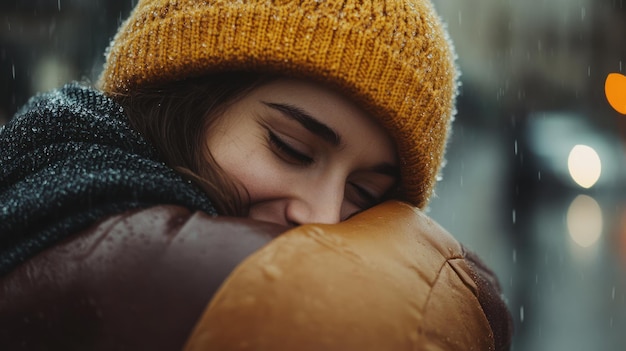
[0,202,512,350]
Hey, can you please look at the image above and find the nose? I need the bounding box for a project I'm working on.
[284,183,343,225]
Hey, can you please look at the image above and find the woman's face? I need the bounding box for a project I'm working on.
[206,78,398,226]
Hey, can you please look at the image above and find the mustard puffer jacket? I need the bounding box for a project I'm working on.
[0,202,512,351]
[185,201,513,351]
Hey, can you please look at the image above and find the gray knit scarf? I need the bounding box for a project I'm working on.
[0,83,217,276]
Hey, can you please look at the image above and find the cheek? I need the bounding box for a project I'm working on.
[210,135,285,205]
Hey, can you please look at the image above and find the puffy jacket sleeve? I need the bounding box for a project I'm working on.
[184,200,513,351]
[0,205,287,351]
[1,202,512,351]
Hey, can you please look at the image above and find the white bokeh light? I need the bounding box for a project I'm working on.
[567,195,603,248]
[567,144,602,188]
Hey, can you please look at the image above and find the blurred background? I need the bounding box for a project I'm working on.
[1,0,625,350]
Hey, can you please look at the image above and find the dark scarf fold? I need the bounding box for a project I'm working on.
[0,83,216,276]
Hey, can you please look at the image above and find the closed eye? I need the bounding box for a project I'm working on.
[346,182,379,210]
[268,130,314,165]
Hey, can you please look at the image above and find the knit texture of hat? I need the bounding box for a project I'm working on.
[98,0,458,209]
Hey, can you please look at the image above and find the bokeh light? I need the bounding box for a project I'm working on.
[605,73,626,115]
[567,195,603,248]
[568,144,602,188]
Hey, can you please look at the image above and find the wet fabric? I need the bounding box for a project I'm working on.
[184,201,513,351]
[0,83,216,276]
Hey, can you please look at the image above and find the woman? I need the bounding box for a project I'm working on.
[114,74,400,224]
[0,0,512,350]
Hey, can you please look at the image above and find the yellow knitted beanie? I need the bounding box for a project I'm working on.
[98,0,458,208]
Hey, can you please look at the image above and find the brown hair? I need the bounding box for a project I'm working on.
[109,72,269,216]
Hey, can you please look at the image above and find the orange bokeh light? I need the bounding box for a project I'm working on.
[605,73,626,115]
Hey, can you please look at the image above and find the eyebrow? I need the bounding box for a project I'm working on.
[262,101,341,147]
[370,163,400,178]
[262,100,400,179]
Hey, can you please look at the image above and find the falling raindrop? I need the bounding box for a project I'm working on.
[612,286,616,300]
[512,209,516,224]
[581,7,586,21]
[520,305,525,323]
[11,64,15,80]
[512,249,517,263]
[58,0,61,11]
